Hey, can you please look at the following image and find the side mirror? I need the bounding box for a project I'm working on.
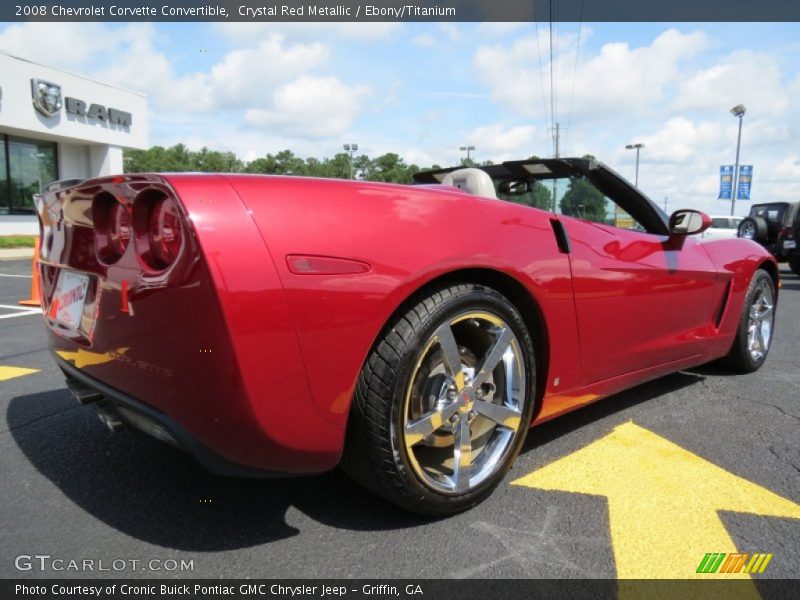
[669,209,712,236]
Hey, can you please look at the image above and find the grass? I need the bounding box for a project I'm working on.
[0,235,37,249]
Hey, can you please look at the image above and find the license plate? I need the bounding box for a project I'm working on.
[51,271,90,330]
[783,240,796,249]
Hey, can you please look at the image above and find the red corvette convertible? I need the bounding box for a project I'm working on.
[35,158,777,515]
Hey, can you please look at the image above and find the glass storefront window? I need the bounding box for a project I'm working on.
[0,135,58,214]
[0,139,8,215]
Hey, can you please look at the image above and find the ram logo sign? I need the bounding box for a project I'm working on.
[696,552,773,574]
[31,79,62,117]
[29,78,133,127]
[65,96,133,127]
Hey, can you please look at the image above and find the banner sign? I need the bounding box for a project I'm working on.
[718,165,733,200]
[737,165,753,200]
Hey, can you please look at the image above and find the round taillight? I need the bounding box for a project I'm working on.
[148,196,182,267]
[94,192,131,264]
[109,201,131,256]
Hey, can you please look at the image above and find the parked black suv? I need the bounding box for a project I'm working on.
[738,202,800,274]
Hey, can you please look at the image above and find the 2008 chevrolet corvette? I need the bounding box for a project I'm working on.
[35,158,778,515]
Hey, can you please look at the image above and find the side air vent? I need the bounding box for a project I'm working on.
[714,281,732,328]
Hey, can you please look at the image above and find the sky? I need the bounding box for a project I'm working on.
[1,20,799,216]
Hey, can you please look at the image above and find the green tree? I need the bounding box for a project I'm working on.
[123,145,438,185]
[560,176,606,221]
[363,153,420,183]
[244,150,308,175]
[192,147,243,172]
[507,181,552,210]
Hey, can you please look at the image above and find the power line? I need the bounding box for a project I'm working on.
[534,18,550,134]
[549,0,556,155]
[563,0,584,156]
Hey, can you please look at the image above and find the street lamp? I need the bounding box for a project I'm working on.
[459,145,475,165]
[343,143,358,179]
[729,104,746,216]
[625,143,645,187]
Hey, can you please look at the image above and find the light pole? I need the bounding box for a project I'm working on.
[625,143,645,187]
[343,143,358,179]
[729,104,746,216]
[459,145,475,166]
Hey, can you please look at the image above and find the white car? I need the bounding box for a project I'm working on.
[701,215,743,240]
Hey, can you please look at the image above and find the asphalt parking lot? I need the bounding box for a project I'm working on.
[1,257,798,582]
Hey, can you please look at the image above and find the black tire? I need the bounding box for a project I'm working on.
[738,217,768,243]
[789,253,800,276]
[719,269,776,373]
[341,283,536,516]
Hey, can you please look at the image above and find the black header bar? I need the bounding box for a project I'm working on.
[3,0,800,22]
[2,579,798,600]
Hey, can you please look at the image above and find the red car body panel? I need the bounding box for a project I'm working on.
[35,172,777,475]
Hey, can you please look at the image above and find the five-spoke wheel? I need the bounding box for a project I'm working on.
[400,312,526,495]
[342,283,535,516]
[722,268,777,373]
[746,277,774,362]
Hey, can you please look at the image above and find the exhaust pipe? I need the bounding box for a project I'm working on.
[66,378,103,405]
[94,402,124,431]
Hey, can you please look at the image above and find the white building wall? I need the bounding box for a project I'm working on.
[89,145,123,177]
[58,142,91,180]
[0,51,148,150]
[0,51,148,235]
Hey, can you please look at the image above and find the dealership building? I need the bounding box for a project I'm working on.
[0,50,148,235]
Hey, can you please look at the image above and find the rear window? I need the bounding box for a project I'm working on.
[751,204,788,223]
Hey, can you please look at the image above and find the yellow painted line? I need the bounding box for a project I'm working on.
[0,366,39,382]
[56,347,128,369]
[513,422,800,586]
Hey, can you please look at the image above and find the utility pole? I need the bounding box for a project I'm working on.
[459,145,475,165]
[729,105,746,216]
[664,197,668,214]
[551,122,560,213]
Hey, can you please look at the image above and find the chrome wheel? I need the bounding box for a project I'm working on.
[747,279,774,361]
[398,311,526,495]
[739,221,756,239]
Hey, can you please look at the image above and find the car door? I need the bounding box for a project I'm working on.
[540,163,720,385]
[563,218,718,384]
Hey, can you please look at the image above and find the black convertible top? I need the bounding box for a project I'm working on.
[413,158,669,236]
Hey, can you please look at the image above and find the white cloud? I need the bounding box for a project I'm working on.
[466,123,539,160]
[412,33,436,47]
[634,117,723,164]
[776,156,800,178]
[438,23,461,41]
[207,35,329,108]
[93,24,206,109]
[245,76,369,139]
[0,22,117,68]
[215,23,402,45]
[475,23,526,38]
[474,28,708,121]
[675,50,790,115]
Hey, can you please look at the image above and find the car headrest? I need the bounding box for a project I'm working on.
[440,168,497,200]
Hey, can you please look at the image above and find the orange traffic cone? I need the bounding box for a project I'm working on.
[19,237,42,307]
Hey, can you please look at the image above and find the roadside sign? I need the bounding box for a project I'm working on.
[737,165,753,200]
[718,165,733,200]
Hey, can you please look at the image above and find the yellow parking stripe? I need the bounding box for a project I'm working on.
[513,422,800,582]
[0,366,39,382]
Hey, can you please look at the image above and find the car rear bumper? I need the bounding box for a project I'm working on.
[57,356,286,478]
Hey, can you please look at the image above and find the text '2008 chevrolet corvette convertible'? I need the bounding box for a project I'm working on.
[35,158,778,515]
